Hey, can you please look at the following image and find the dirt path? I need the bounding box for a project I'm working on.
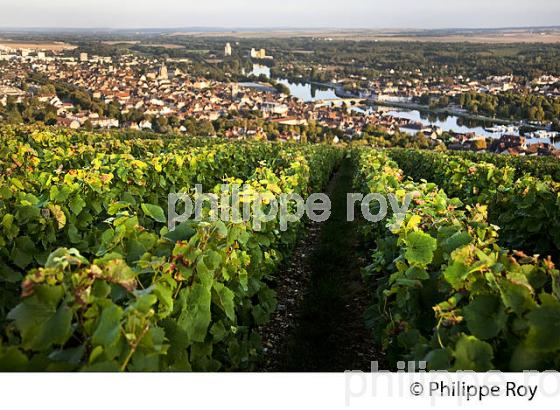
[259,159,383,372]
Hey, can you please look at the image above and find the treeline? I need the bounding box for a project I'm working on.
[454,92,560,124]
[6,33,560,82]
[0,96,58,125]
[356,123,447,150]
[268,41,560,82]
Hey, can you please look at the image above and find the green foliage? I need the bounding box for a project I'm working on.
[354,148,560,371]
[389,148,560,257]
[456,91,560,122]
[0,127,343,371]
[452,336,494,371]
[404,231,437,266]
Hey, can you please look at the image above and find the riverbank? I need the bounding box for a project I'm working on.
[275,76,524,127]
[248,66,547,138]
[366,100,519,126]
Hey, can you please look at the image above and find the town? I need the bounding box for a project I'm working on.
[1,37,560,157]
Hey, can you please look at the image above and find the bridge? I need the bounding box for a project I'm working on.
[313,98,366,106]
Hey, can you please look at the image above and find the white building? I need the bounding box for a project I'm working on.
[224,43,232,57]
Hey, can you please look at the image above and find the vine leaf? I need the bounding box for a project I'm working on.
[141,203,166,223]
[452,335,494,371]
[463,295,507,340]
[404,231,437,266]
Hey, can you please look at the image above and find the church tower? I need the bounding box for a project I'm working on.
[158,62,168,80]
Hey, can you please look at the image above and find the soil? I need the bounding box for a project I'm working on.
[258,159,385,372]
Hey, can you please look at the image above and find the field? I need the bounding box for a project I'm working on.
[0,39,77,51]
[0,126,559,372]
[168,28,560,43]
[136,43,186,49]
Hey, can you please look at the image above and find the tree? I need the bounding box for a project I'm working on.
[5,108,23,124]
[437,96,450,108]
[70,90,93,110]
[83,120,93,131]
[38,84,56,96]
[105,101,121,120]
[168,116,180,129]
[153,116,169,133]
[481,101,496,116]
[274,83,291,96]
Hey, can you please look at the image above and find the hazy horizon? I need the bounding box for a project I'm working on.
[1,0,559,30]
[1,25,560,32]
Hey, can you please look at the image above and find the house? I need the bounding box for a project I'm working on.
[139,120,153,130]
[269,117,308,126]
[260,102,289,117]
[490,135,527,153]
[91,117,119,129]
[56,117,80,129]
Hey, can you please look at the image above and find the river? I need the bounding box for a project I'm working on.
[249,65,558,146]
[359,106,514,138]
[249,64,338,101]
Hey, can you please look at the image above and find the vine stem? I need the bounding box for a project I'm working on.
[120,324,150,372]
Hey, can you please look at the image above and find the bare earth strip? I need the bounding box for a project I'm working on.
[101,41,140,45]
[102,42,185,49]
[0,40,77,50]
[136,43,185,49]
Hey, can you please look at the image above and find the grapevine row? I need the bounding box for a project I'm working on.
[353,148,560,371]
[0,137,342,370]
[388,148,560,258]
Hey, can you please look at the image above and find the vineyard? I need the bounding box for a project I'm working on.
[355,148,560,371]
[0,126,559,371]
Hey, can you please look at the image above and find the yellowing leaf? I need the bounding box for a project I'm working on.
[48,204,67,230]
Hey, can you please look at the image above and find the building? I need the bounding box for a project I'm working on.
[489,135,527,153]
[158,62,168,81]
[260,101,289,117]
[224,43,232,57]
[250,48,271,60]
[0,85,25,98]
[56,117,81,129]
[79,53,88,62]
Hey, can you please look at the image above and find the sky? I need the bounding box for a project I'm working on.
[0,0,559,29]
